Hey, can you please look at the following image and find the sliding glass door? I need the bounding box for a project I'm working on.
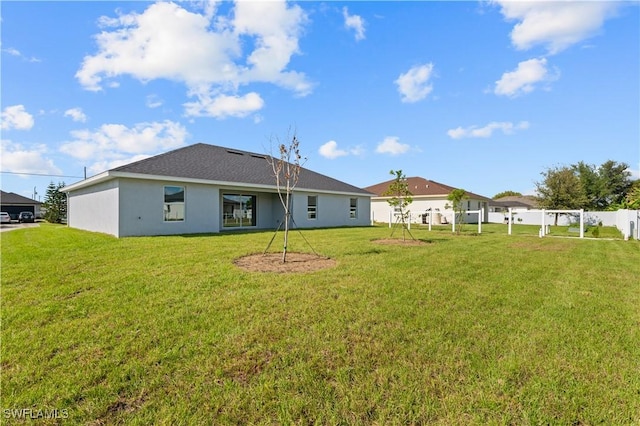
[222,194,256,228]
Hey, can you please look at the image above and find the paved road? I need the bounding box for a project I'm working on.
[0,222,40,232]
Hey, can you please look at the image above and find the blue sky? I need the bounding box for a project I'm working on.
[2,1,639,201]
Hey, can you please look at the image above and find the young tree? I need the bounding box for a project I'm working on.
[382,170,414,241]
[535,166,587,225]
[266,129,305,262]
[446,188,467,234]
[42,181,67,223]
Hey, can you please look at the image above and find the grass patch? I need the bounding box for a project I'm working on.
[2,223,639,424]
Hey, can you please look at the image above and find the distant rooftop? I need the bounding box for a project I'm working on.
[491,195,539,208]
[364,176,491,201]
[1,190,42,205]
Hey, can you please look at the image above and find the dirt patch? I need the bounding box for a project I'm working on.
[234,252,336,273]
[372,238,429,246]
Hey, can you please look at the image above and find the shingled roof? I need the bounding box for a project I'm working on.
[364,176,491,201]
[98,143,371,195]
[0,190,42,205]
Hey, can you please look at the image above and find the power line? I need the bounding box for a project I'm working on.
[1,171,85,179]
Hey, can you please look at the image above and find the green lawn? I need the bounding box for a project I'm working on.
[2,224,639,424]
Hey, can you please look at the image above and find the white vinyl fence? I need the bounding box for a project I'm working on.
[488,209,639,239]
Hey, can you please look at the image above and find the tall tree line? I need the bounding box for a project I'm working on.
[536,160,637,212]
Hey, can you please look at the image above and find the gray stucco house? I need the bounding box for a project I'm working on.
[62,143,372,237]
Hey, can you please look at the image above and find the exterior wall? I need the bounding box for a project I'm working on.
[68,178,372,237]
[119,179,220,237]
[371,198,489,224]
[292,192,371,228]
[67,180,120,236]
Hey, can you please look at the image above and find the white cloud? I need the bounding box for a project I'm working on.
[59,120,189,173]
[64,107,87,122]
[318,140,364,159]
[233,0,311,94]
[494,58,557,97]
[76,2,237,91]
[493,1,620,54]
[76,1,311,118]
[375,136,410,155]
[395,63,435,103]
[319,140,348,159]
[343,7,366,41]
[146,94,163,109]
[1,105,35,130]
[0,140,62,175]
[447,121,530,139]
[2,47,41,62]
[3,47,21,56]
[183,92,264,119]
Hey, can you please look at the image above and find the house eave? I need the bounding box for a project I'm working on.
[62,171,372,198]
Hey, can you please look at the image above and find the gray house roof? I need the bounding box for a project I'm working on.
[0,190,42,205]
[65,143,372,196]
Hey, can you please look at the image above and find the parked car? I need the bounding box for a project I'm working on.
[18,211,35,223]
[1,212,11,224]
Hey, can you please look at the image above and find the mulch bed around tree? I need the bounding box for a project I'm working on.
[234,252,337,273]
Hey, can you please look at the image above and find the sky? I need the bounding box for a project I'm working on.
[1,0,639,201]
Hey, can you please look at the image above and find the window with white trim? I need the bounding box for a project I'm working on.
[350,198,358,219]
[164,186,185,221]
[307,196,317,220]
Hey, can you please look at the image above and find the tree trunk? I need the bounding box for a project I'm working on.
[282,188,290,263]
[282,212,289,263]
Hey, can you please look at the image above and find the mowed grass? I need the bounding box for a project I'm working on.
[1,223,639,425]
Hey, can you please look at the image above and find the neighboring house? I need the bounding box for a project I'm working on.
[0,190,43,220]
[364,177,491,224]
[61,143,372,237]
[489,195,539,212]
